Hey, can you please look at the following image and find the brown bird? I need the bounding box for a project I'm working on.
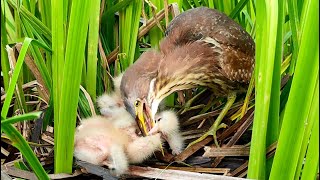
[120,7,255,146]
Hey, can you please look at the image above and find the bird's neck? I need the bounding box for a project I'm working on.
[147,43,218,115]
[148,71,206,116]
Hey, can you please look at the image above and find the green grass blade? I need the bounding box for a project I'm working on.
[51,0,65,173]
[247,0,279,179]
[2,0,17,42]
[7,0,52,41]
[207,0,214,8]
[102,0,133,20]
[1,38,32,118]
[294,76,319,179]
[1,124,49,179]
[119,0,142,70]
[1,111,42,125]
[182,0,192,10]
[14,160,30,171]
[295,79,319,179]
[22,0,31,11]
[149,0,164,49]
[269,0,319,178]
[265,0,285,177]
[193,0,201,7]
[301,85,319,180]
[29,0,36,14]
[38,0,51,29]
[78,89,94,118]
[1,40,10,92]
[287,0,300,74]
[1,1,11,91]
[14,0,22,39]
[15,74,28,113]
[86,0,101,102]
[1,1,9,44]
[55,0,91,173]
[229,0,249,19]
[128,0,142,65]
[20,18,52,90]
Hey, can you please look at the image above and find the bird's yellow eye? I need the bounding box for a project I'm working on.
[134,100,140,107]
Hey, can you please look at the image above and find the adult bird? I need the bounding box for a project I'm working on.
[121,7,255,146]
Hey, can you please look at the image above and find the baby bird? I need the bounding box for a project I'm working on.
[97,92,183,154]
[96,92,134,130]
[97,73,136,129]
[148,111,184,155]
[74,116,163,176]
[74,116,129,175]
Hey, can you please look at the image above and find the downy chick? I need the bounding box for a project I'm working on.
[97,73,136,130]
[149,110,184,155]
[96,93,135,130]
[74,116,129,175]
[74,116,163,176]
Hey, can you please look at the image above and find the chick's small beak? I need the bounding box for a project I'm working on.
[148,125,159,135]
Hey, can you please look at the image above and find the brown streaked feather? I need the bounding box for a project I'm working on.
[219,43,254,83]
[152,36,253,103]
[151,41,237,102]
[160,7,254,58]
[151,7,255,101]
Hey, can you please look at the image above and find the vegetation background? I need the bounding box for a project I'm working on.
[1,0,318,179]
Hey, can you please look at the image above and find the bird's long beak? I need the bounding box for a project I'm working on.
[135,100,154,136]
[136,100,164,156]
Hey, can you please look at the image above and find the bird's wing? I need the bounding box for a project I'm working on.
[161,7,255,57]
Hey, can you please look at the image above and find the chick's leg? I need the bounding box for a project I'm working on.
[126,133,162,163]
[164,132,184,155]
[103,144,128,176]
[187,92,236,148]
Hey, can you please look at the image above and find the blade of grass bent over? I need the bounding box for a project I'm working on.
[1,38,32,118]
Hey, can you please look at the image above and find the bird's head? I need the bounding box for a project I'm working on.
[122,78,164,137]
[121,84,154,136]
[120,50,163,135]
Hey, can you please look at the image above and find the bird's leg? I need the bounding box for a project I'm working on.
[230,77,254,121]
[187,92,237,148]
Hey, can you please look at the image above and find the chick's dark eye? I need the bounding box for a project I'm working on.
[157,118,162,122]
